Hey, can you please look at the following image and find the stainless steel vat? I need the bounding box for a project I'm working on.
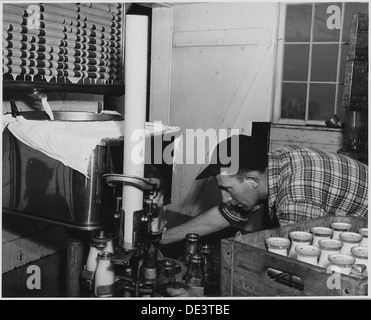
[2,126,173,230]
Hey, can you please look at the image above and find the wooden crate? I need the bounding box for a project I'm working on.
[220,215,368,297]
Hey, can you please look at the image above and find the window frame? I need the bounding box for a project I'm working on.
[273,2,348,126]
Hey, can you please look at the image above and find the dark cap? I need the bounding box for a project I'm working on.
[195,134,268,180]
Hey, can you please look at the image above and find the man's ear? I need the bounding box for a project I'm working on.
[245,172,260,189]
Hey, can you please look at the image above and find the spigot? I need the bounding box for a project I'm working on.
[27,88,47,102]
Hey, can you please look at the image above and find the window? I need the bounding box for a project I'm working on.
[274,2,368,126]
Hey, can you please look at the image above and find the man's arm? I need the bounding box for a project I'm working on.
[160,205,231,245]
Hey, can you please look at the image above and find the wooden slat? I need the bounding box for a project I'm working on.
[220,240,233,296]
[343,60,368,110]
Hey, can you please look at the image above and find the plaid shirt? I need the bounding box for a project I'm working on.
[268,145,368,225]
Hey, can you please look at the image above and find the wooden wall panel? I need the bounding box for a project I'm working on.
[150,3,279,215]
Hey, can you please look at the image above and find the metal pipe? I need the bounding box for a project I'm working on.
[65,230,87,297]
[121,15,149,249]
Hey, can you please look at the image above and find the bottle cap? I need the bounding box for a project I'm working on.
[190,253,203,263]
[318,239,343,251]
[200,243,214,254]
[358,228,368,238]
[295,245,321,257]
[289,231,313,242]
[351,246,368,259]
[265,237,290,249]
[330,222,352,232]
[161,259,176,270]
[328,253,356,267]
[311,226,333,237]
[91,241,106,249]
[339,231,363,244]
[186,233,200,241]
[98,252,113,261]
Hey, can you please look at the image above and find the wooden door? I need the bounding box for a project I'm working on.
[150,3,278,216]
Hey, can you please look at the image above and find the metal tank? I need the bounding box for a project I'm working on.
[2,112,175,230]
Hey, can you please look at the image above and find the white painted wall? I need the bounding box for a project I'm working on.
[150,2,279,215]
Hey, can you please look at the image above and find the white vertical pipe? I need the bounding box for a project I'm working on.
[122,15,148,249]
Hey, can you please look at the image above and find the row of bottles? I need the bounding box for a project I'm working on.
[86,230,115,272]
[156,253,206,297]
[85,230,116,298]
[177,233,218,296]
[83,231,218,298]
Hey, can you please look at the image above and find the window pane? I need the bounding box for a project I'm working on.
[283,44,310,81]
[308,84,336,121]
[342,2,369,42]
[281,83,307,120]
[313,3,341,42]
[285,4,312,42]
[311,44,338,81]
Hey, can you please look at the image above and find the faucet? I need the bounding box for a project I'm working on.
[27,88,54,120]
[27,88,47,102]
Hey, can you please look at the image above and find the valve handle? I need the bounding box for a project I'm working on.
[103,173,160,191]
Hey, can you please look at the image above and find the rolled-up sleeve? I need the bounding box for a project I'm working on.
[218,202,251,226]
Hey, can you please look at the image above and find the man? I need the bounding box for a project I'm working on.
[162,134,368,245]
[161,134,368,296]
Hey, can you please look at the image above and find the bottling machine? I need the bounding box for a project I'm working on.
[2,5,187,297]
[2,113,185,297]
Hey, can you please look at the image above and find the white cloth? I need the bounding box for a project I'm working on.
[6,115,181,177]
[7,115,126,176]
[2,114,16,131]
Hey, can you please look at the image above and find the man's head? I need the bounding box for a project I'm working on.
[196,134,269,211]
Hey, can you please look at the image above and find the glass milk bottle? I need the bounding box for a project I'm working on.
[185,253,205,296]
[86,242,105,272]
[288,231,313,258]
[339,232,363,255]
[330,222,352,240]
[328,253,355,275]
[318,239,343,268]
[182,233,200,265]
[351,246,368,275]
[94,252,115,298]
[156,259,187,297]
[265,237,290,256]
[311,227,333,248]
[358,228,368,247]
[295,245,320,266]
[199,243,217,293]
[104,233,115,254]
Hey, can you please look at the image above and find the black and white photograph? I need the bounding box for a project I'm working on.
[1,0,369,305]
